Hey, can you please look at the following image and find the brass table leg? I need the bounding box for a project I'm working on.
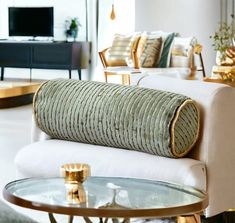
[68,215,74,223]
[177,214,201,223]
[83,217,130,223]
[48,213,57,223]
[122,218,130,223]
[83,216,93,223]
[48,213,74,223]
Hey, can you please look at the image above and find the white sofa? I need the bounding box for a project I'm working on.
[15,77,235,219]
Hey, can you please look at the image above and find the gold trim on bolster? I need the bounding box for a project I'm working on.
[32,80,50,129]
[170,99,200,158]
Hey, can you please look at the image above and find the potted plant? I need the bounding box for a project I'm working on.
[65,18,82,41]
[210,14,235,66]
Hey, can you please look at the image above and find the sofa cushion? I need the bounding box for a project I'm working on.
[15,139,206,191]
[170,55,191,68]
[170,36,197,68]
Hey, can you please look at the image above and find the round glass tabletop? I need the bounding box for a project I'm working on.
[3,177,208,218]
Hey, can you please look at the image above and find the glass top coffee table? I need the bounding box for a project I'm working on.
[3,177,208,223]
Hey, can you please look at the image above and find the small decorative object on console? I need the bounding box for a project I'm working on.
[65,17,82,41]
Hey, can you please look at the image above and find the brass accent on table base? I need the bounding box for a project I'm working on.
[84,217,130,223]
[48,214,201,223]
[177,214,201,223]
[48,213,74,223]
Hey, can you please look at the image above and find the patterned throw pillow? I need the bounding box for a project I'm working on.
[105,34,140,66]
[138,37,163,68]
[136,31,175,68]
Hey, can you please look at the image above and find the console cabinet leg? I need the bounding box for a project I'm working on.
[68,215,74,223]
[177,214,201,223]
[1,67,4,81]
[69,70,72,79]
[78,69,81,80]
[29,68,32,82]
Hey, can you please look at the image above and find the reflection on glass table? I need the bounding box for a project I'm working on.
[3,177,208,223]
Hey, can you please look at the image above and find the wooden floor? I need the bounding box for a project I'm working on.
[0,81,41,108]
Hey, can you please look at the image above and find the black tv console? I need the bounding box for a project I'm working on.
[0,41,90,80]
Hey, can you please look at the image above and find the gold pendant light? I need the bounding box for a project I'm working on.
[110,3,116,20]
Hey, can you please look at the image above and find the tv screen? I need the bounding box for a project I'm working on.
[9,7,54,37]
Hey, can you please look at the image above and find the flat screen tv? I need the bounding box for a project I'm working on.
[9,7,54,37]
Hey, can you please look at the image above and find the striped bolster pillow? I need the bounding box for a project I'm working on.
[34,79,200,158]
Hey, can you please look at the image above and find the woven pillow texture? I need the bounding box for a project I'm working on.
[34,79,200,158]
[138,37,163,68]
[140,31,176,68]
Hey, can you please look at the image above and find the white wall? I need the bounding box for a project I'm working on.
[0,0,87,41]
[98,0,135,51]
[135,0,220,76]
[95,0,135,82]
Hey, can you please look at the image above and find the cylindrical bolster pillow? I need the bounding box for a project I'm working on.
[33,79,200,158]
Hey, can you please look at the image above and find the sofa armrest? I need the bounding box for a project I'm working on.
[138,76,235,217]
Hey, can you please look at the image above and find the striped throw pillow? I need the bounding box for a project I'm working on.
[105,34,140,66]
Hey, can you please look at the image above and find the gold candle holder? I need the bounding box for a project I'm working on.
[60,163,90,204]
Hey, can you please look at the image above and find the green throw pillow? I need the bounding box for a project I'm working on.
[34,79,200,158]
[158,32,175,68]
